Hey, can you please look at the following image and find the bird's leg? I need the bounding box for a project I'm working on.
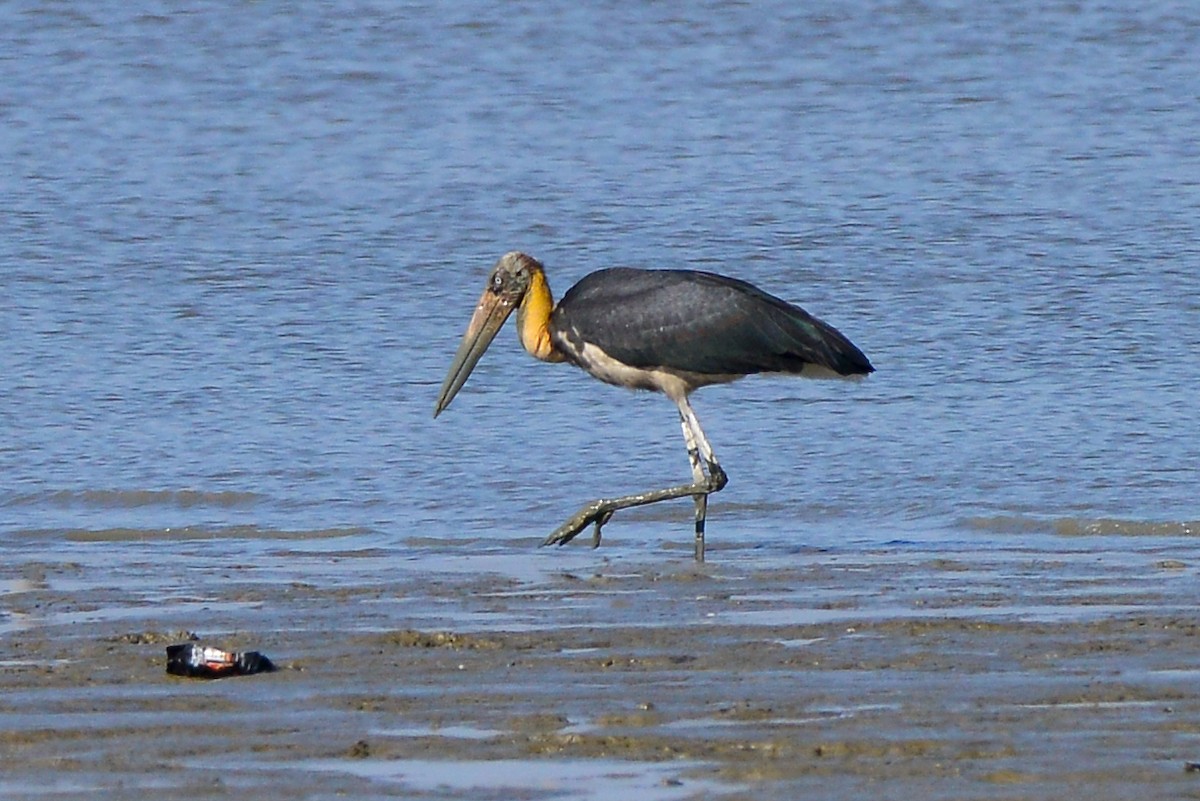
[541,396,728,560]
[678,396,726,561]
[680,408,709,562]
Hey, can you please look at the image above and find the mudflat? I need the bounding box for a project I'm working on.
[2,533,1198,800]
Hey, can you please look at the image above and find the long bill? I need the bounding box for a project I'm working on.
[433,289,517,417]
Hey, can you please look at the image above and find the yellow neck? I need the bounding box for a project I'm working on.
[517,266,565,362]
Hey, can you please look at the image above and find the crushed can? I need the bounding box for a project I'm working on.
[166,643,277,679]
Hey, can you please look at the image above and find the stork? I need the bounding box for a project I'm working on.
[434,252,873,561]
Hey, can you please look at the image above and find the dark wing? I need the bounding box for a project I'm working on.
[552,268,873,377]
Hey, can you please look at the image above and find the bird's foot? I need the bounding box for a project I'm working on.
[592,509,614,548]
[542,501,614,549]
[541,467,725,552]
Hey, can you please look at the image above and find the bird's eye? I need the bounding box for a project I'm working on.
[491,273,504,292]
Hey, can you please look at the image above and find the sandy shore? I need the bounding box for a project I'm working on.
[2,531,1199,799]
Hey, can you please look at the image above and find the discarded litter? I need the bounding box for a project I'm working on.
[166,643,277,679]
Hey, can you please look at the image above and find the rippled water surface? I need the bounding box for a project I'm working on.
[3,1,1198,551]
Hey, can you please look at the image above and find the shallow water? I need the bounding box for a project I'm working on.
[227,756,718,801]
[3,532,1199,799]
[2,2,1199,798]
[3,0,1198,552]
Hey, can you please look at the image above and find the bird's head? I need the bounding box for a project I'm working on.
[434,252,546,417]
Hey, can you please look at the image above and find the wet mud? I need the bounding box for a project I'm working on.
[2,534,1200,799]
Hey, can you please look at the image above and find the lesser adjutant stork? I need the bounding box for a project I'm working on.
[434,252,872,561]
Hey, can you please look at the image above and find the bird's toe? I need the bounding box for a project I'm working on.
[543,501,613,548]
